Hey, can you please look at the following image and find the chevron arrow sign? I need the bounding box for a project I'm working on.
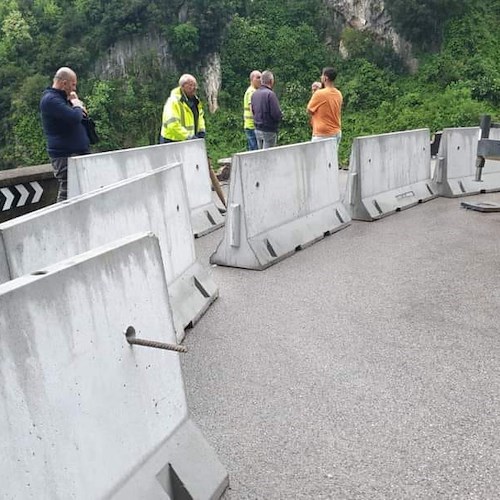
[0,182,44,211]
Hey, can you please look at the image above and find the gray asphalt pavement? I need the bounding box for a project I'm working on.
[181,186,500,499]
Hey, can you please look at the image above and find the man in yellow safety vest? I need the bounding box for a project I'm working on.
[160,74,206,143]
[243,70,262,150]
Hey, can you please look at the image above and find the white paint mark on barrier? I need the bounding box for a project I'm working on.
[16,183,29,206]
[0,182,45,211]
[0,187,14,211]
[30,181,43,203]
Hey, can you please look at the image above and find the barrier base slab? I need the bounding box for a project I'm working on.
[192,205,225,238]
[210,202,351,270]
[348,180,437,221]
[170,260,219,342]
[460,201,500,212]
[110,418,229,500]
[432,172,500,198]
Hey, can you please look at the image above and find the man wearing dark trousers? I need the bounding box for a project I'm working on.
[250,70,282,149]
[40,67,89,202]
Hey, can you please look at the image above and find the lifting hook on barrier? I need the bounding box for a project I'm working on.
[124,326,187,353]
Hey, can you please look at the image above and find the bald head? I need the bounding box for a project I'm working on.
[53,67,77,97]
[249,70,262,89]
[54,67,76,82]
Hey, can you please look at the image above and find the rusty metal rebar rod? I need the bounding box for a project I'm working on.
[124,326,187,353]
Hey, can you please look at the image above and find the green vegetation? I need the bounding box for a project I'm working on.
[0,0,498,169]
[385,0,465,50]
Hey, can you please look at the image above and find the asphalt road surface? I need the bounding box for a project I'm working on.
[182,184,500,499]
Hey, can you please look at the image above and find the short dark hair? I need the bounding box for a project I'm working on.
[322,67,337,82]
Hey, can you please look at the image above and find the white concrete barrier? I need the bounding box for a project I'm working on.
[344,129,436,221]
[0,164,217,341]
[431,127,500,196]
[484,128,500,158]
[0,233,228,499]
[68,140,224,237]
[210,139,351,270]
[0,237,8,283]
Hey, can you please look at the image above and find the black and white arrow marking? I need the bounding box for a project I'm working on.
[0,182,43,211]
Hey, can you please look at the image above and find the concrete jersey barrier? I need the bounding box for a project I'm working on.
[210,139,351,270]
[0,233,228,499]
[67,140,224,237]
[0,164,217,341]
[431,127,500,197]
[345,129,436,221]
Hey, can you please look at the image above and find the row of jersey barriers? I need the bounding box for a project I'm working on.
[211,116,500,270]
[2,118,499,496]
[0,141,228,498]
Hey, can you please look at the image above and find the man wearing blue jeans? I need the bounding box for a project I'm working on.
[250,70,282,149]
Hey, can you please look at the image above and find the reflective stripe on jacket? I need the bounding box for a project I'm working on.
[243,85,256,129]
[160,86,205,141]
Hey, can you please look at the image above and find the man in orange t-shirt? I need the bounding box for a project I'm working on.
[307,67,342,145]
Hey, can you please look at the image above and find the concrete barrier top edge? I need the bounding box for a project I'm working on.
[71,139,205,161]
[233,139,336,159]
[355,128,430,141]
[0,163,180,230]
[0,231,155,295]
[441,126,479,133]
[0,164,53,184]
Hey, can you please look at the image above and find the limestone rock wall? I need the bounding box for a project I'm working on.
[201,53,221,113]
[93,1,417,111]
[94,32,176,79]
[325,0,416,69]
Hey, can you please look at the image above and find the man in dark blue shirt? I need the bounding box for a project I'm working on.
[40,67,89,201]
[250,70,283,149]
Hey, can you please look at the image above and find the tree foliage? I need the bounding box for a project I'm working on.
[385,0,465,50]
[0,0,498,169]
[167,22,200,68]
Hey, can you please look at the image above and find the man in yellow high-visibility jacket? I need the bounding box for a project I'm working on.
[160,74,206,143]
[243,70,261,151]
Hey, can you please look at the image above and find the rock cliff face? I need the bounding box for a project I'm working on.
[95,34,221,112]
[94,1,415,111]
[201,53,221,113]
[94,32,176,79]
[326,0,389,34]
[325,0,417,69]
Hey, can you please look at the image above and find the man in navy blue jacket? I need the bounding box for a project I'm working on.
[40,67,89,201]
[250,70,283,149]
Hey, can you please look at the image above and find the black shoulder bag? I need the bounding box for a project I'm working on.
[82,117,100,144]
